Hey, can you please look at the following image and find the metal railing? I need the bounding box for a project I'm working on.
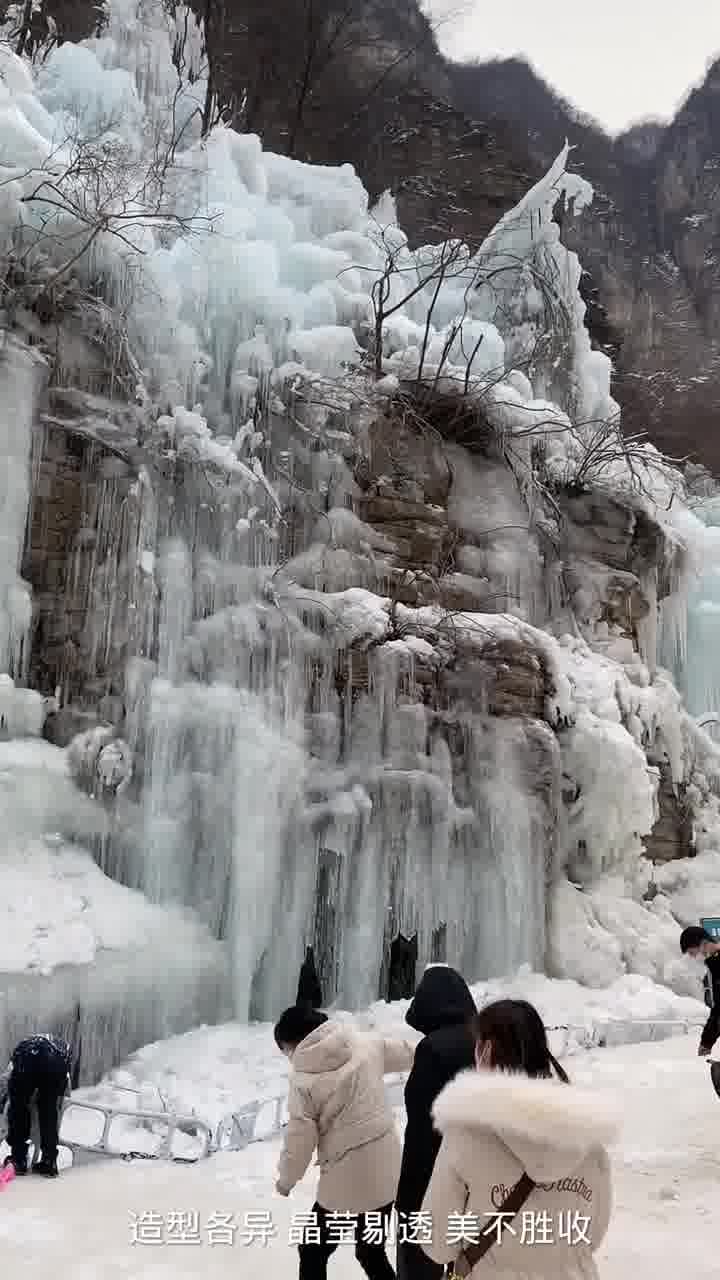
[57,1099,213,1165]
[210,1016,708,1153]
[41,1015,706,1164]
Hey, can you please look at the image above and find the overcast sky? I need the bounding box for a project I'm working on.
[429,1,720,134]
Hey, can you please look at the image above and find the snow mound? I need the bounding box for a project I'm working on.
[0,738,227,1077]
[0,838,215,976]
[0,837,228,1081]
[74,966,706,1136]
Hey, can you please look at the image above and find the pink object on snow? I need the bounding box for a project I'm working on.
[0,1163,17,1188]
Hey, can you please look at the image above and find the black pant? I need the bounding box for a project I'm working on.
[298,1202,396,1280]
[7,1066,65,1166]
[396,1240,445,1280]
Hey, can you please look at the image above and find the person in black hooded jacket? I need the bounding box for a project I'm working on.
[395,965,476,1280]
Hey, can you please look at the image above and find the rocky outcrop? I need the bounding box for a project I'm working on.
[643,765,693,864]
[554,488,685,655]
[333,628,549,722]
[24,414,150,718]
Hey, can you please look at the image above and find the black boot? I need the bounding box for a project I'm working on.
[32,1159,58,1178]
[4,1153,28,1175]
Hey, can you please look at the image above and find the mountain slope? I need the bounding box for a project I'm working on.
[449,55,720,470]
[4,0,720,469]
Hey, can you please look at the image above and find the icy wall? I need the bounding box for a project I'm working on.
[0,0,718,1047]
[55,429,561,1020]
[667,495,720,720]
[0,337,44,679]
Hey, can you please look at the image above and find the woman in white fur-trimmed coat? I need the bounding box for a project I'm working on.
[420,1000,618,1279]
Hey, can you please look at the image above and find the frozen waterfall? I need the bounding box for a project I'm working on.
[665,497,720,723]
[1,0,690,1069]
[98,461,557,1022]
[0,338,43,680]
[140,539,310,1022]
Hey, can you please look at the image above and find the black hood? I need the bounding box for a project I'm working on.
[405,965,476,1035]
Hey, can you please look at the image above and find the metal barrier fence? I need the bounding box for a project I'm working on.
[212,1016,708,1154]
[59,1099,213,1164]
[19,1016,702,1165]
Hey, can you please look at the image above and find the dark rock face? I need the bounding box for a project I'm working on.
[643,764,693,864]
[23,417,150,709]
[450,55,720,474]
[356,92,534,248]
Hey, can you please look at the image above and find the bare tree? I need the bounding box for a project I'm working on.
[0,0,104,60]
[208,0,439,161]
[2,122,209,289]
[1,0,54,58]
[0,111,213,417]
[196,0,233,136]
[358,224,474,381]
[162,0,238,137]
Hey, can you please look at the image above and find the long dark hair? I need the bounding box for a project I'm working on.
[471,999,569,1082]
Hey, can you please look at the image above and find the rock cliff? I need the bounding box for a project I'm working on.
[0,11,714,1074]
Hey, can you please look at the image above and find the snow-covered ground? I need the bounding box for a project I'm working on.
[1,1033,717,1278]
[58,966,706,1141]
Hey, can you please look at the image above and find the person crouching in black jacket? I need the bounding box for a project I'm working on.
[396,965,476,1280]
[2,1035,72,1177]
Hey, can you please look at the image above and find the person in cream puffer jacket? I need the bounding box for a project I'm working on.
[420,999,618,1280]
[274,1004,416,1279]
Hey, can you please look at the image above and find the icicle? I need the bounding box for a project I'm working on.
[636,568,659,674]
[0,338,44,677]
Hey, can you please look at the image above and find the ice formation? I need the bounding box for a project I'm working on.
[77,965,707,1136]
[0,740,226,1075]
[0,338,42,677]
[666,496,720,720]
[1,0,720,1063]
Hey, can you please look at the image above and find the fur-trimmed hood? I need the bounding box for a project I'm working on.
[432,1069,619,1182]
